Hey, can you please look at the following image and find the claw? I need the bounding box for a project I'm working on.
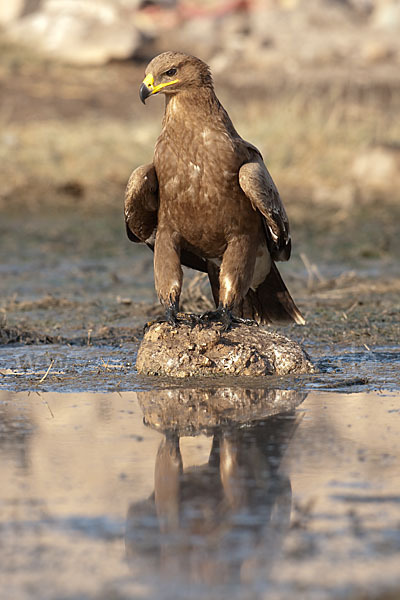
[143,317,164,334]
[143,303,256,334]
[231,316,259,327]
[185,313,203,328]
[165,304,179,326]
[200,306,232,331]
[143,300,180,333]
[199,305,256,331]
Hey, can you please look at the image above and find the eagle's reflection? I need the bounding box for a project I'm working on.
[126,387,306,585]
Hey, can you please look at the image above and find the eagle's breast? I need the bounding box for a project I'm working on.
[153,102,261,257]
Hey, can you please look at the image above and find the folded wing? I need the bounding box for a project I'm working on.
[124,163,208,273]
[124,163,158,243]
[239,156,291,261]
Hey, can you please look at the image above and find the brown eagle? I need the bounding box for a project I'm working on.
[125,51,305,329]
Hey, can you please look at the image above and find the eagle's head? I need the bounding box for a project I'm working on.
[139,51,213,104]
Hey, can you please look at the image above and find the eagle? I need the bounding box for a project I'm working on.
[125,51,305,329]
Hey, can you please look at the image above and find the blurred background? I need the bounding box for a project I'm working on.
[1,0,399,346]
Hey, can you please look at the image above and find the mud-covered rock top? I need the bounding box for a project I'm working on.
[136,321,314,377]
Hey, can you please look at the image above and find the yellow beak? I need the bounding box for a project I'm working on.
[139,73,179,104]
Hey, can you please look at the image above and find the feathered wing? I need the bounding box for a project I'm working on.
[237,156,305,325]
[124,163,158,243]
[124,163,208,273]
[239,155,291,261]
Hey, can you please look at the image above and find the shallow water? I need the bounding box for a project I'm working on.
[1,388,400,599]
[1,342,399,393]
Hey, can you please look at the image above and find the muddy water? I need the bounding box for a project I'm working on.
[1,342,399,393]
[1,388,400,600]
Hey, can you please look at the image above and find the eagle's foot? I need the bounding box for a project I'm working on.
[165,304,180,326]
[199,306,235,332]
[171,312,202,328]
[199,306,258,331]
[230,316,259,327]
[179,313,202,328]
[143,301,180,332]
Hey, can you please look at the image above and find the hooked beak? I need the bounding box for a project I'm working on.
[139,73,179,105]
[139,81,151,104]
[139,74,154,104]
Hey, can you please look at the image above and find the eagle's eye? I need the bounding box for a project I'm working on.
[165,68,177,77]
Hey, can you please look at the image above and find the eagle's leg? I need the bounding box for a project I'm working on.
[154,227,184,326]
[201,237,258,330]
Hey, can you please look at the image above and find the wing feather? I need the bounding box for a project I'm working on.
[239,156,291,261]
[124,163,158,243]
[124,163,208,273]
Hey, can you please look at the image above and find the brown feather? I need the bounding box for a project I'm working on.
[239,157,291,261]
[126,52,304,324]
[125,162,208,272]
[206,260,220,307]
[240,263,305,325]
[124,163,158,242]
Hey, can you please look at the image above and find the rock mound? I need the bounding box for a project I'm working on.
[136,321,314,377]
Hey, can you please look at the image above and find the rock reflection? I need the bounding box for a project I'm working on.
[126,387,306,585]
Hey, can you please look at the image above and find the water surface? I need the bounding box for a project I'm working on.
[1,388,399,599]
[1,343,399,393]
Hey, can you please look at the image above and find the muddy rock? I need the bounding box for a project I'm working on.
[136,321,314,377]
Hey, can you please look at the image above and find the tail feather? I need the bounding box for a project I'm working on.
[206,260,305,326]
[240,263,305,325]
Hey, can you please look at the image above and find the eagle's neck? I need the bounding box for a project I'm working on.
[163,88,232,132]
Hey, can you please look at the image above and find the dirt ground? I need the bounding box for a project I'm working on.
[0,37,399,379]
